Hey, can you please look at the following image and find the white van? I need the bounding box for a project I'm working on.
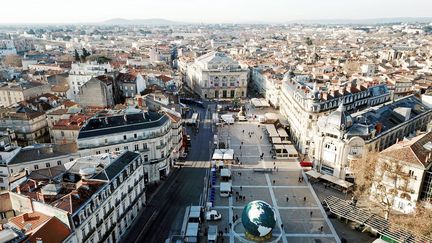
[220,182,231,197]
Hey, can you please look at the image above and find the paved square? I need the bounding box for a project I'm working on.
[207,122,340,243]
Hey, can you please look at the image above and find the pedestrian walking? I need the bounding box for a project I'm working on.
[236,196,238,201]
[304,196,307,201]
[281,224,284,229]
[319,226,324,232]
[232,216,235,222]
[310,211,313,217]
[260,136,262,139]
[286,196,289,202]
[225,227,228,233]
[240,186,243,191]
[243,195,246,200]
[273,180,275,184]
[274,166,276,170]
[229,222,232,228]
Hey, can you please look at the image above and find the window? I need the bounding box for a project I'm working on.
[96,151,101,155]
[57,161,62,166]
[142,143,147,150]
[161,151,165,158]
[409,170,415,177]
[45,163,51,168]
[34,165,39,170]
[134,133,137,139]
[134,144,139,151]
[123,135,127,140]
[144,155,148,162]
[105,149,109,153]
[124,146,128,151]
[105,138,108,144]
[115,147,120,151]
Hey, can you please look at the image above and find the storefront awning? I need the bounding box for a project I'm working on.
[321,174,353,188]
[305,170,322,179]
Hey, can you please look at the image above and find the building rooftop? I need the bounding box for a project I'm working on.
[380,132,432,168]
[78,111,168,139]
[346,96,431,140]
[8,143,77,165]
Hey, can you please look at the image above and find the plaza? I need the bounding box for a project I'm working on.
[207,122,340,243]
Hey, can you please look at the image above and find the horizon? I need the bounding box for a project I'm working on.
[2,0,432,24]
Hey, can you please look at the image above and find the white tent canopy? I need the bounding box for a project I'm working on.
[212,149,234,160]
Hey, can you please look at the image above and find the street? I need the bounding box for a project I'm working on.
[121,102,213,243]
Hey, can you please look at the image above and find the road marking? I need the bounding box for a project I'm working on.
[266,173,288,243]
[302,170,341,242]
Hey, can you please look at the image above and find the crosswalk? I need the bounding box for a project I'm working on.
[183,160,210,168]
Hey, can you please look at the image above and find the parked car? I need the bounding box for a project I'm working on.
[206,210,222,221]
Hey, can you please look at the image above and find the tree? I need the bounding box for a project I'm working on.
[305,37,313,46]
[373,158,411,219]
[391,204,432,238]
[351,153,378,198]
[74,49,80,62]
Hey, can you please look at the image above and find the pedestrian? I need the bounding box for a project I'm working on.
[286,196,289,202]
[235,214,238,220]
[236,196,238,201]
[239,172,242,176]
[232,216,235,222]
[320,226,324,232]
[281,224,284,229]
[229,222,232,228]
[243,195,246,200]
[260,136,262,139]
[310,211,313,217]
[242,129,244,133]
[273,180,275,184]
[304,196,307,201]
[274,166,276,170]
[249,134,251,138]
[273,162,276,166]
[240,186,243,191]
[225,227,228,233]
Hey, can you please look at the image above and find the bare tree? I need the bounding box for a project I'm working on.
[350,153,378,198]
[370,157,410,219]
[391,203,432,238]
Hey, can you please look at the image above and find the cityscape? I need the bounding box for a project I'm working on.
[0,1,432,243]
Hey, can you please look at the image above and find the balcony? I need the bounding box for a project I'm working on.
[156,142,167,150]
[98,223,116,243]
[82,227,96,242]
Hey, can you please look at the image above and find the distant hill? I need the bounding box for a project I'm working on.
[101,18,184,26]
[284,17,432,25]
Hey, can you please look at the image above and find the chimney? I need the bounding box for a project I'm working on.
[322,91,328,100]
[22,213,30,222]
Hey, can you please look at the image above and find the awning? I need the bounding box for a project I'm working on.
[321,174,353,188]
[212,149,234,160]
[305,170,322,179]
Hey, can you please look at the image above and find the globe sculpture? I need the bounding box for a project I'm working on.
[241,200,276,241]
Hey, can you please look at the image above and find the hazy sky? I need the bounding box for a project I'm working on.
[3,0,432,24]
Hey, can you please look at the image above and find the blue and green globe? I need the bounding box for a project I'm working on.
[241,200,276,237]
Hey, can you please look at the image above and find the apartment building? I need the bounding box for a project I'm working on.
[0,81,51,107]
[371,132,432,213]
[77,110,178,184]
[0,106,50,146]
[68,62,112,100]
[279,75,391,154]
[313,96,432,180]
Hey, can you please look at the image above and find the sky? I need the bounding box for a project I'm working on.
[2,0,432,24]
